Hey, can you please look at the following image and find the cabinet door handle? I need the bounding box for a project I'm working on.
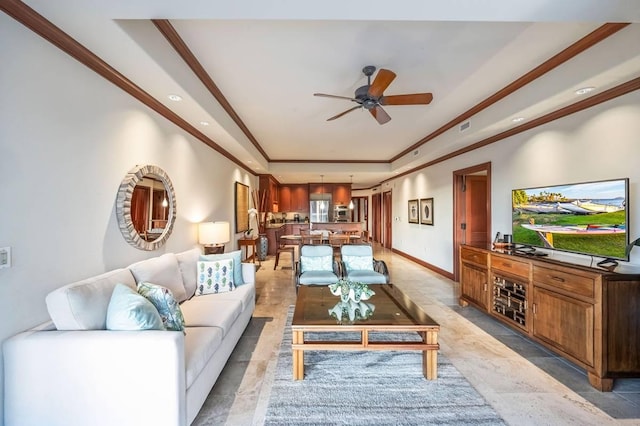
[483,283,488,291]
[532,303,537,314]
[551,276,565,282]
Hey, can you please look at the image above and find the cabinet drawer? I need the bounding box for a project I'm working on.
[533,266,594,298]
[461,248,488,267]
[491,255,529,278]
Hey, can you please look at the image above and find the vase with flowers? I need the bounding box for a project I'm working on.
[250,189,270,261]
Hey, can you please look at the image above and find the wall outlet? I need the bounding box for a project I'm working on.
[0,247,11,269]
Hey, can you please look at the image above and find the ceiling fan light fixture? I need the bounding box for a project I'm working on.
[314,65,432,125]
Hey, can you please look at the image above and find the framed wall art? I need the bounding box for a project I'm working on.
[408,199,419,224]
[235,182,249,233]
[420,198,434,225]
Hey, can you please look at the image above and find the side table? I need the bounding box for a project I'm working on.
[238,236,259,264]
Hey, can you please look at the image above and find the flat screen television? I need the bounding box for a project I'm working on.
[512,178,629,261]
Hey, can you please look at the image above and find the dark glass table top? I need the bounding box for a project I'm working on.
[293,284,438,328]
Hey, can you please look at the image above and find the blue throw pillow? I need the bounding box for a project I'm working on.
[200,249,244,285]
[106,283,164,331]
[137,282,185,332]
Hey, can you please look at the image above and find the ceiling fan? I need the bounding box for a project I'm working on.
[314,65,433,125]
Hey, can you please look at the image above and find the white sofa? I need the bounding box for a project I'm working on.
[3,247,256,426]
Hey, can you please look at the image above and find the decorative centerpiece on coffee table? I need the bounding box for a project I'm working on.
[327,279,376,323]
[328,279,375,303]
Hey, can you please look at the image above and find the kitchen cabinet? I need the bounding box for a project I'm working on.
[459,245,640,391]
[332,183,351,206]
[259,175,279,212]
[291,184,309,212]
[279,184,309,212]
[279,186,292,211]
[309,183,332,196]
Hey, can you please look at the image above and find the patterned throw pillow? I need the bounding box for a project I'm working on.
[300,255,333,273]
[199,250,244,285]
[343,255,374,271]
[196,259,235,295]
[106,283,164,331]
[137,282,185,332]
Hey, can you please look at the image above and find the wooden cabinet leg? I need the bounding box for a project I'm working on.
[588,372,613,391]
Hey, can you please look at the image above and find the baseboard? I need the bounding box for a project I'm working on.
[391,248,455,280]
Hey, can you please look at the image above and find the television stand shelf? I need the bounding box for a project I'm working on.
[459,244,640,391]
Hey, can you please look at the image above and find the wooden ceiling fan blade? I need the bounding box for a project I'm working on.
[368,69,396,98]
[369,105,391,125]
[380,93,433,105]
[314,93,358,102]
[327,105,361,121]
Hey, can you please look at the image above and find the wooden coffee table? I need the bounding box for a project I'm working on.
[291,284,440,380]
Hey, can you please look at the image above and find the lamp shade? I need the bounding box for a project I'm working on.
[198,221,230,245]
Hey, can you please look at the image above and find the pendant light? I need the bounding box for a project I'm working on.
[348,175,354,209]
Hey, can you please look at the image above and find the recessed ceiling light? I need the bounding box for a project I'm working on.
[575,87,595,95]
[200,121,210,126]
[167,94,183,102]
[247,160,253,164]
[512,117,525,123]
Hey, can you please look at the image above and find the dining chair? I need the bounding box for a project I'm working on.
[300,229,322,245]
[328,233,350,260]
[274,228,296,270]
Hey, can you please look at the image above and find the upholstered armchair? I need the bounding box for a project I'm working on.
[340,244,390,284]
[294,245,340,290]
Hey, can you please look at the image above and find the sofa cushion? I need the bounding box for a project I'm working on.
[176,247,202,300]
[106,283,164,331]
[128,254,187,303]
[184,327,223,389]
[180,297,243,336]
[200,250,244,285]
[300,245,334,273]
[343,269,387,284]
[196,259,235,295]
[199,282,255,311]
[298,270,339,285]
[137,282,186,332]
[45,268,136,330]
[342,254,374,271]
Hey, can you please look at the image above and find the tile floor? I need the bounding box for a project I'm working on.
[192,245,640,426]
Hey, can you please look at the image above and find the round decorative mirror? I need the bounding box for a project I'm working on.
[116,165,177,251]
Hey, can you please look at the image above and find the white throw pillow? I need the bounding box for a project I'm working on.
[196,259,235,295]
[128,254,187,303]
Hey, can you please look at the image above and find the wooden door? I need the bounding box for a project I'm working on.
[372,192,382,243]
[383,190,392,249]
[453,163,491,282]
[465,175,488,245]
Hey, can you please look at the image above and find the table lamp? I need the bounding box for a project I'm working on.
[199,221,230,255]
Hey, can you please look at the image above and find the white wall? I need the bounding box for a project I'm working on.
[390,90,640,272]
[0,15,256,423]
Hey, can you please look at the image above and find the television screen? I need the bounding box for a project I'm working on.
[512,178,629,261]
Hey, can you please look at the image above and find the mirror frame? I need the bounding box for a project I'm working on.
[116,165,177,251]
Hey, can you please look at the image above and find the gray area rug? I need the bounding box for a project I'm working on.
[264,308,506,425]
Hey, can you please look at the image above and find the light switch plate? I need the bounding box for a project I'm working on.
[0,247,11,269]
